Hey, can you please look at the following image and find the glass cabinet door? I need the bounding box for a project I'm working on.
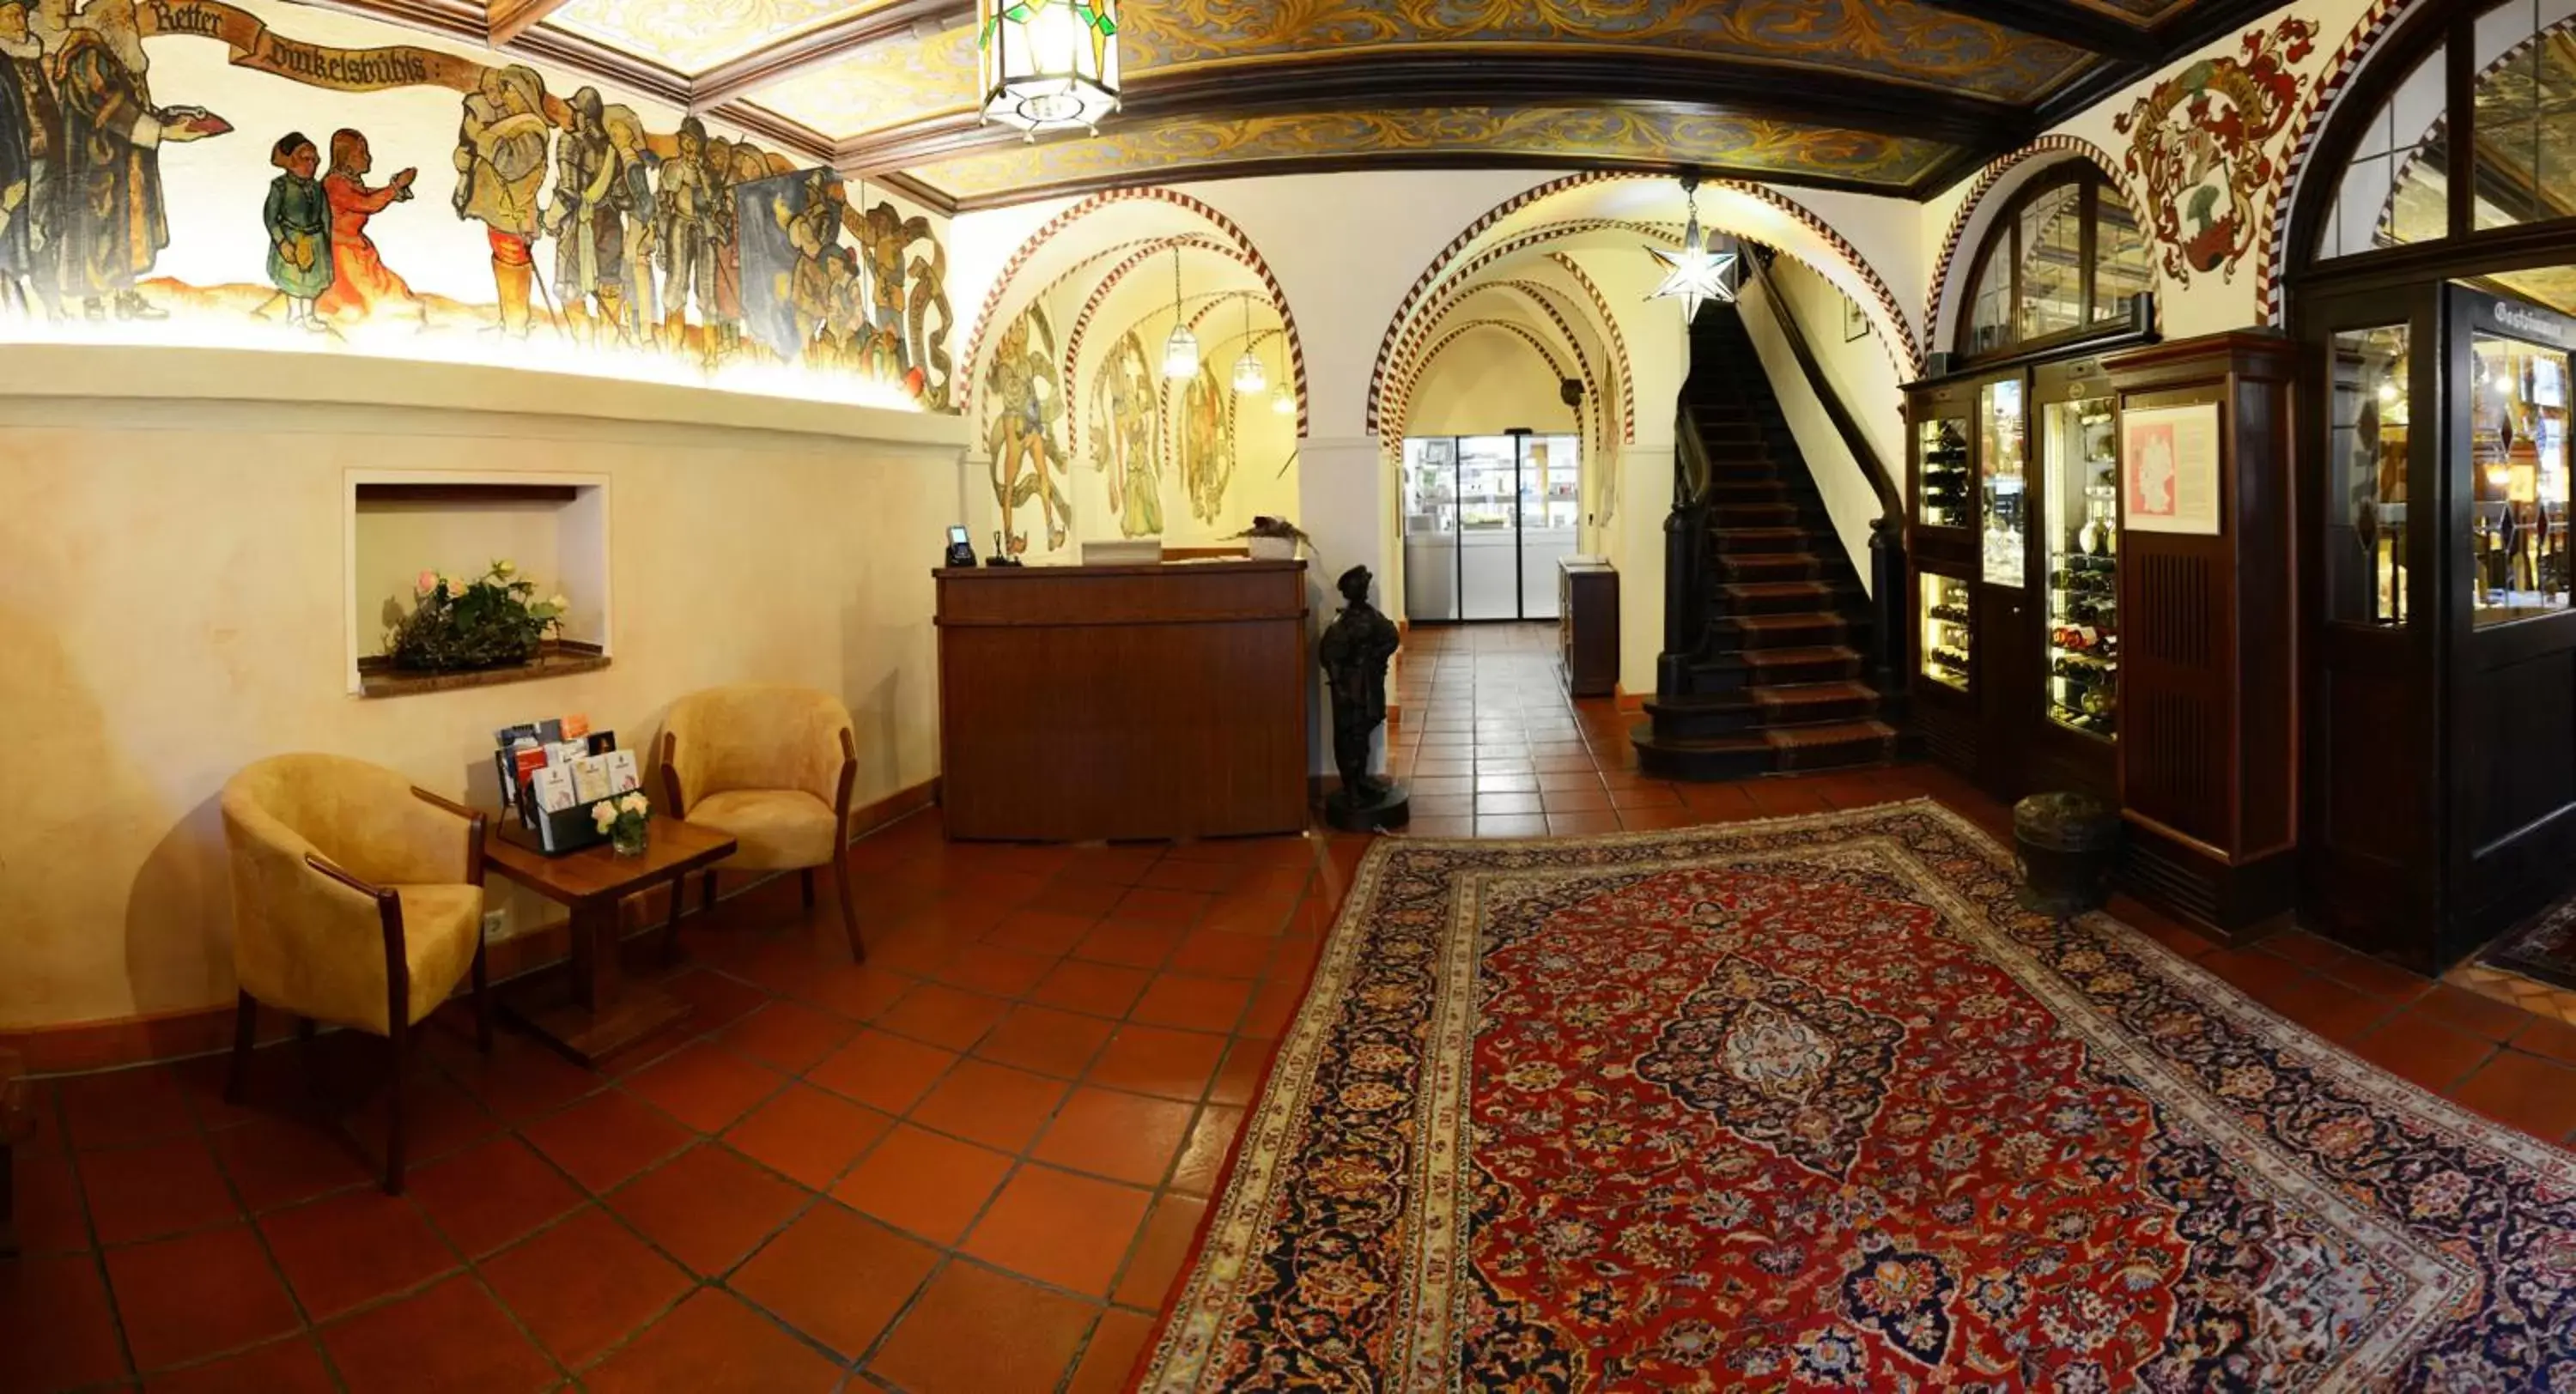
[2466,321,2571,627]
[2327,324,2411,626]
[2041,395,2118,736]
[1918,414,1971,529]
[1922,574,1972,689]
[1979,377,2028,585]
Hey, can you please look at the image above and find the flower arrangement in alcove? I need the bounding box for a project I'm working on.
[384,559,569,672]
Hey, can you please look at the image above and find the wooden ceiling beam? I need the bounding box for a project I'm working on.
[936,146,1951,214]
[833,50,2029,177]
[487,0,572,45]
[690,0,972,110]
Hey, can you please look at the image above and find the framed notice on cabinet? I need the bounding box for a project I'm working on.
[2123,403,2221,535]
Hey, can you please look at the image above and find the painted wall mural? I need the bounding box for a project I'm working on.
[1178,357,1230,525]
[975,279,1293,557]
[2112,15,2317,285]
[1091,326,1160,537]
[982,302,1072,553]
[0,0,956,406]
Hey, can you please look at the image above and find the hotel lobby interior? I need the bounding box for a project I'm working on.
[13,0,2576,1389]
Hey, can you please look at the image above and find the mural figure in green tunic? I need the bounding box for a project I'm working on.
[259,130,328,330]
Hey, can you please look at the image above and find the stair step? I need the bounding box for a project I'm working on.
[1716,553,1825,580]
[1630,724,1773,781]
[1719,579,1850,614]
[1709,502,1801,527]
[1751,680,1882,724]
[1710,527,1811,554]
[1727,613,1850,648]
[1741,645,1866,683]
[1766,719,1901,772]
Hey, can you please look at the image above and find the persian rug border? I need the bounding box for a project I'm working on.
[1136,798,2576,1392]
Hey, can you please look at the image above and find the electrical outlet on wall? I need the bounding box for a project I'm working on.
[481,908,509,942]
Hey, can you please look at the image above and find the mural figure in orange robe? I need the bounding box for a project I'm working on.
[314,128,419,324]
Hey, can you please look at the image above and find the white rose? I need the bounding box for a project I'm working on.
[494,559,516,576]
[548,594,568,612]
[591,802,617,831]
[620,792,650,816]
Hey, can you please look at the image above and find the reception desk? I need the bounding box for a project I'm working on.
[936,560,1310,841]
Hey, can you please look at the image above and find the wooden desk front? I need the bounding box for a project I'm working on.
[937,561,1309,841]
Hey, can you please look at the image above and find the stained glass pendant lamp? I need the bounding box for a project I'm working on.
[1232,298,1267,393]
[978,0,1121,135]
[1163,248,1199,379]
[1645,173,1737,324]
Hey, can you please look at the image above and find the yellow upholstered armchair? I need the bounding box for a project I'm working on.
[219,753,490,1194]
[659,685,863,960]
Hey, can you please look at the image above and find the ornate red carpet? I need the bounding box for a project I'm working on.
[1137,802,2576,1391]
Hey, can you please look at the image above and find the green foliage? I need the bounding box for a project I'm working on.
[385,561,568,672]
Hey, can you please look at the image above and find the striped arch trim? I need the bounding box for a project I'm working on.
[1920,135,2134,356]
[1057,234,1255,456]
[2256,0,2416,325]
[957,185,1309,437]
[1550,252,1637,444]
[1381,218,1675,397]
[1383,318,1596,451]
[1364,170,1923,436]
[1463,279,1610,451]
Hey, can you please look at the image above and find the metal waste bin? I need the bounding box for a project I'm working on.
[2013,791,2119,917]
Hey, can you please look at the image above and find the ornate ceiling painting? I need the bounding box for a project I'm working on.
[550,0,904,74]
[314,0,2269,206]
[911,108,1954,200]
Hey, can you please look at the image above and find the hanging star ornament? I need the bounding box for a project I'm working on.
[1645,203,1737,324]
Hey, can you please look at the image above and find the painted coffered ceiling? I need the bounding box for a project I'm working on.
[393,0,2284,210]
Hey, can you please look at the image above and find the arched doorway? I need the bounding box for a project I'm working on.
[2284,0,2576,967]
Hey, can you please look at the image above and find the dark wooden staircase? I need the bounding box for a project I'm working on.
[1631,300,1901,781]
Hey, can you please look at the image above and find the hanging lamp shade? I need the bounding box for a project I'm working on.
[1161,246,1196,379]
[1163,324,1200,379]
[1231,300,1265,391]
[1271,381,1295,415]
[978,0,1121,134]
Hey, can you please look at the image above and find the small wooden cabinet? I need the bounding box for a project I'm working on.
[1558,558,1618,696]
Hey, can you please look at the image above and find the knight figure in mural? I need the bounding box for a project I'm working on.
[1318,565,1406,829]
[983,308,1069,554]
[545,87,624,344]
[53,0,224,321]
[452,63,550,338]
[653,117,719,355]
[604,104,656,347]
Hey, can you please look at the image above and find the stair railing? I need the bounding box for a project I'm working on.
[1741,247,1908,711]
[1656,400,1715,695]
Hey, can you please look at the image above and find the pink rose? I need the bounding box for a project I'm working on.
[443,576,466,599]
[416,569,437,596]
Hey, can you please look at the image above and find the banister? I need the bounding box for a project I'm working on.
[1741,248,1910,711]
[1741,249,1904,527]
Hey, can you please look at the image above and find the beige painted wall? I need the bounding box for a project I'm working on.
[0,348,966,1030]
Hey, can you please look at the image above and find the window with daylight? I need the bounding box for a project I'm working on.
[1956,165,2153,361]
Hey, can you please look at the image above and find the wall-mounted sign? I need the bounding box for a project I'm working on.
[2123,403,2222,536]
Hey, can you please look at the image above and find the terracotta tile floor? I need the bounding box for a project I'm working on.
[11,622,2576,1392]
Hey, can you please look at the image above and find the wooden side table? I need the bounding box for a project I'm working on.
[483,819,736,1067]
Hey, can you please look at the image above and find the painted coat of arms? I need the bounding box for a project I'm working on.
[2113,17,2317,283]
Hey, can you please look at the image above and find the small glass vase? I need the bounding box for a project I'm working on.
[610,820,649,858]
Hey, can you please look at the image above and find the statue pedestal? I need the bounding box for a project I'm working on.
[1324,780,1410,833]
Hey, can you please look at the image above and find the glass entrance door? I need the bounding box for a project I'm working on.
[1518,433,1580,621]
[1457,435,1522,620]
[1400,438,1459,622]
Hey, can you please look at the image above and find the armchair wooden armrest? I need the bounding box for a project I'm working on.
[659,730,686,817]
[835,726,859,838]
[410,787,486,888]
[303,851,412,1055]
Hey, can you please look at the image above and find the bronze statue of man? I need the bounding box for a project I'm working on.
[1318,564,1403,826]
